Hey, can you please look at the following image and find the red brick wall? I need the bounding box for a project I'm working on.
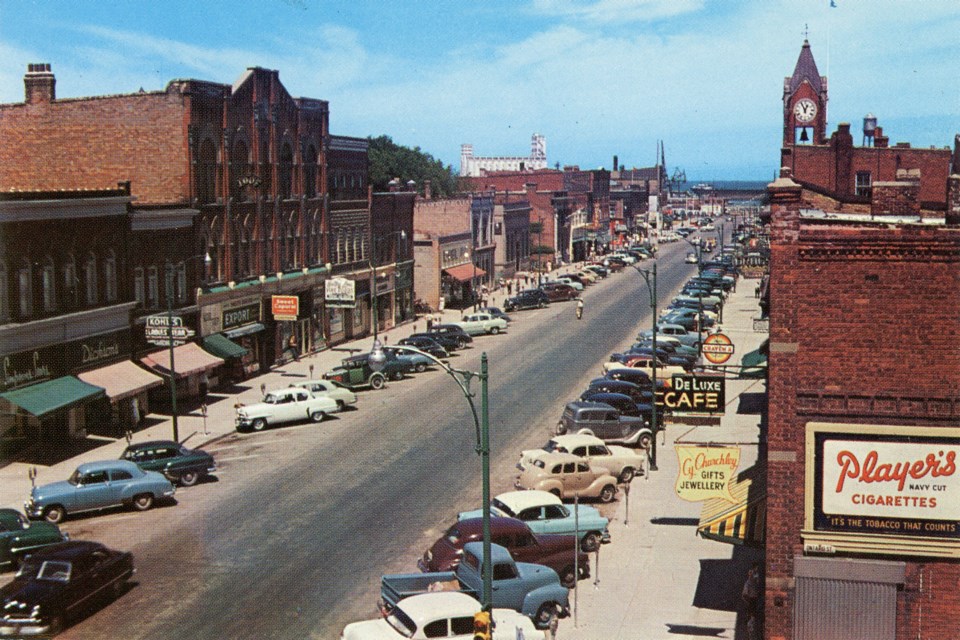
[765,204,960,639]
[0,91,188,204]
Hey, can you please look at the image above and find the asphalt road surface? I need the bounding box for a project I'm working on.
[56,242,699,639]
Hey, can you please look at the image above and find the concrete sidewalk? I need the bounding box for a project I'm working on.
[556,279,767,640]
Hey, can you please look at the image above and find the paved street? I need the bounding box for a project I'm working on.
[0,239,766,639]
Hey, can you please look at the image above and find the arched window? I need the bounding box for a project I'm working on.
[279,142,294,200]
[147,266,159,308]
[103,250,118,302]
[164,262,175,305]
[84,253,98,305]
[259,131,272,196]
[42,256,56,312]
[288,211,298,267]
[0,261,9,323]
[133,266,145,306]
[18,259,33,317]
[197,138,218,205]
[304,144,318,199]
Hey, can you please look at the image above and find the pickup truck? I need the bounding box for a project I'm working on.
[235,387,339,432]
[380,542,569,630]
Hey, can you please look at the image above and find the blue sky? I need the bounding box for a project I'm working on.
[1,0,958,180]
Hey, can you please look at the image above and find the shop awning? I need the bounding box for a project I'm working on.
[697,466,766,547]
[443,264,486,282]
[223,322,265,339]
[202,334,249,360]
[77,361,164,402]
[739,344,768,379]
[0,376,106,418]
[140,343,224,378]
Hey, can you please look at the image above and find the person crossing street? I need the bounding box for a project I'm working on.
[576,297,584,320]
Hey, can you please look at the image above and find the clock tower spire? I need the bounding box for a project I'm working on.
[783,38,828,147]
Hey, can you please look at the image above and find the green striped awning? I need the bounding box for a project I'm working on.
[0,376,106,418]
[203,334,249,359]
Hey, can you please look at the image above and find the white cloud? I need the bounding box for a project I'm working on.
[530,0,704,25]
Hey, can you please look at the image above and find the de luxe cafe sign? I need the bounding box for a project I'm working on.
[805,422,960,557]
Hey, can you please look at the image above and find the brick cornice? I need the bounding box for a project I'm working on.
[796,391,959,421]
[798,242,960,262]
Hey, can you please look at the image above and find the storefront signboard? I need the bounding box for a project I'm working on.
[675,445,740,502]
[805,422,960,556]
[272,295,300,321]
[325,277,356,309]
[661,374,725,415]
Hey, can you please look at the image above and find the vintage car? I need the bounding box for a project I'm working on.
[477,306,512,322]
[0,509,68,572]
[518,433,647,483]
[430,325,474,349]
[289,379,358,409]
[397,335,449,360]
[382,346,434,373]
[26,460,175,524]
[514,452,619,503]
[586,378,654,404]
[503,289,550,312]
[323,353,410,390]
[120,439,216,487]
[553,276,583,291]
[235,387,340,432]
[0,540,134,637]
[452,312,508,336]
[579,391,654,424]
[540,282,579,302]
[458,490,610,553]
[341,591,545,640]
[407,332,461,353]
[418,516,589,588]
[602,355,688,380]
[555,400,653,449]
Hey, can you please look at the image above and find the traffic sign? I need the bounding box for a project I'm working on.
[702,332,735,364]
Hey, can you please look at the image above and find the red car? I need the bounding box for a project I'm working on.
[541,282,579,302]
[418,516,589,588]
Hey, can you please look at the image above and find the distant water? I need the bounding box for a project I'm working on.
[676,180,768,191]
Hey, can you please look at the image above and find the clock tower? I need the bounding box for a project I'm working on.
[783,39,828,147]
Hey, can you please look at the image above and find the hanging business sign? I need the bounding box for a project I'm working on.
[271,295,300,321]
[325,277,356,309]
[805,422,960,557]
[675,445,740,503]
[702,332,735,364]
[661,374,725,415]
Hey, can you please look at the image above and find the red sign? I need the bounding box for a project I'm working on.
[702,332,735,364]
[272,295,299,321]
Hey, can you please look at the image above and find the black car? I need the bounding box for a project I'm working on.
[586,378,654,404]
[0,541,134,636]
[578,391,652,425]
[605,368,652,387]
[431,324,473,349]
[120,440,216,487]
[397,335,449,359]
[504,289,550,312]
[408,332,461,352]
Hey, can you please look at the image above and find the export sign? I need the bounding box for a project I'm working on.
[808,423,960,541]
[272,295,300,321]
[702,332,735,364]
[661,374,725,415]
[675,445,740,503]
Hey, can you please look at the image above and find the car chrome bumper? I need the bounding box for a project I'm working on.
[23,501,42,519]
[0,618,49,636]
[601,528,612,544]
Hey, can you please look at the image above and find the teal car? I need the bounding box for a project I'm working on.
[458,490,611,553]
[0,508,68,571]
[383,346,433,373]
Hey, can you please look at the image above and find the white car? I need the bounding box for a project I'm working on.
[685,252,699,264]
[602,357,688,379]
[289,379,358,410]
[453,312,508,336]
[519,433,647,483]
[235,387,339,432]
[555,277,583,291]
[340,592,545,640]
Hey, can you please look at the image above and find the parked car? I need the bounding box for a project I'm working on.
[604,368,652,387]
[685,252,699,264]
[603,356,688,379]
[515,452,619,503]
[574,270,597,284]
[458,490,610,553]
[453,312,508,336]
[431,324,474,349]
[26,460,176,524]
[324,353,407,390]
[582,264,608,278]
[341,592,545,640]
[578,391,653,424]
[553,276,583,291]
[235,386,340,432]
[540,282,578,302]
[554,400,653,449]
[418,516,589,588]
[398,335,450,359]
[120,440,216,487]
[478,306,512,322]
[586,378,654,404]
[382,346,434,373]
[518,433,647,484]
[382,543,569,630]
[289,379,358,409]
[0,540,134,637]
[639,323,700,347]
[601,256,626,271]
[0,509,68,572]
[504,289,550,312]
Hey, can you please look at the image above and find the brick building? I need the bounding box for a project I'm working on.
[413,196,475,310]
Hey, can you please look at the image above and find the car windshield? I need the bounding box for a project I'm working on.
[36,560,72,582]
[263,394,280,404]
[490,498,515,518]
[67,469,82,485]
[384,607,417,638]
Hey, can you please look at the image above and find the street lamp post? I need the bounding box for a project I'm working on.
[370,230,407,344]
[632,262,659,471]
[166,252,211,443]
[368,342,493,611]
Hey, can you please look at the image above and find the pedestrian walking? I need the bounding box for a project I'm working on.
[288,333,300,361]
[507,281,513,295]
[755,283,761,298]
[742,562,762,640]
[576,297,584,320]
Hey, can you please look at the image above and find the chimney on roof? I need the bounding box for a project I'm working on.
[945,174,960,226]
[24,63,55,104]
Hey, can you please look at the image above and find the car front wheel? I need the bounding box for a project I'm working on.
[252,418,267,432]
[310,411,326,423]
[370,374,386,390]
[534,603,559,630]
[132,494,154,511]
[490,326,500,335]
[618,467,635,484]
[638,432,653,450]
[179,471,200,487]
[415,362,427,373]
[599,484,617,503]
[43,505,66,524]
[581,532,600,553]
[558,566,577,589]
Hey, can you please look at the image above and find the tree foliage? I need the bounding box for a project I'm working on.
[367,135,460,197]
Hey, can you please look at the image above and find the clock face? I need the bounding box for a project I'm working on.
[794,98,818,123]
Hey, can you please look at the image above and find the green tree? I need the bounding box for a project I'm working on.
[367,135,460,197]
